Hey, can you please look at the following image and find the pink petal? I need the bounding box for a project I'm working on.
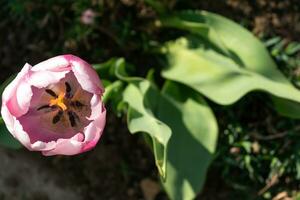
[12,119,31,149]
[1,105,31,149]
[64,54,104,94]
[2,63,32,117]
[42,133,84,156]
[28,70,69,88]
[2,109,56,152]
[31,140,57,151]
[82,95,106,152]
[88,94,103,120]
[16,80,32,113]
[32,55,71,72]
[1,105,15,134]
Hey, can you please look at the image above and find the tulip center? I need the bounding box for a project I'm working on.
[18,72,93,142]
[36,80,91,129]
[49,92,67,111]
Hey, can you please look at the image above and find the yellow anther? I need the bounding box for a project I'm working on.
[49,93,67,111]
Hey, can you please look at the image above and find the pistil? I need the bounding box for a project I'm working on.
[49,93,67,111]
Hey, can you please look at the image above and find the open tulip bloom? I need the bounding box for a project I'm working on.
[1,55,106,155]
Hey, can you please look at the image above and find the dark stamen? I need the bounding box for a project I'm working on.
[70,100,84,109]
[52,111,63,124]
[65,82,72,98]
[37,105,51,111]
[68,111,79,127]
[45,89,58,98]
[37,105,58,112]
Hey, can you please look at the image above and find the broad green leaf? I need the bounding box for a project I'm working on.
[100,57,218,198]
[0,118,21,149]
[123,79,218,199]
[160,11,300,117]
[162,37,300,105]
[160,10,285,81]
[123,79,171,178]
[158,82,218,200]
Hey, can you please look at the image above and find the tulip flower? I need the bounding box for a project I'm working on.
[80,9,96,25]
[1,55,106,155]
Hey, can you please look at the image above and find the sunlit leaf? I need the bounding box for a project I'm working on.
[161,11,300,118]
[158,81,218,200]
[161,10,283,79]
[123,79,171,178]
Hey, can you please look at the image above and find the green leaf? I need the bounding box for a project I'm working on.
[285,42,300,55]
[271,97,300,119]
[160,11,300,118]
[162,37,300,104]
[123,79,172,178]
[161,10,283,80]
[0,118,22,149]
[93,58,132,116]
[102,80,123,104]
[123,79,218,199]
[92,57,134,81]
[92,58,118,79]
[159,82,218,200]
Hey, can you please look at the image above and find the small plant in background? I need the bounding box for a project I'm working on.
[264,37,300,88]
[1,0,300,199]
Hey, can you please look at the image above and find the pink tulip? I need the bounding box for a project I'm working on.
[1,55,106,155]
[80,9,96,25]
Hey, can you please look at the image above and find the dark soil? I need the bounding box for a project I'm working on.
[0,114,162,200]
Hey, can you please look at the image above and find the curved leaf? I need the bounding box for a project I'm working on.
[158,81,218,200]
[161,11,300,117]
[161,10,285,81]
[162,37,300,105]
[123,79,171,178]
[123,79,218,199]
